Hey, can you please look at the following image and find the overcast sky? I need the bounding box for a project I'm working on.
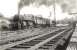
[0,0,19,18]
[0,0,76,20]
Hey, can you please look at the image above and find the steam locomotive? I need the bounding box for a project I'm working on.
[9,14,53,30]
[1,14,75,31]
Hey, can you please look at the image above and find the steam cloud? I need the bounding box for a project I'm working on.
[19,0,77,13]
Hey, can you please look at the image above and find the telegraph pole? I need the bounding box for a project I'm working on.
[18,0,21,16]
[53,0,56,26]
[18,1,21,29]
[18,6,20,16]
[49,11,52,26]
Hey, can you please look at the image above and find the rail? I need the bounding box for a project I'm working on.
[0,26,75,50]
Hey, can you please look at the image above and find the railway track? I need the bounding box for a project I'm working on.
[0,26,74,50]
[0,26,73,50]
[0,27,49,42]
[0,27,63,48]
[0,27,64,45]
